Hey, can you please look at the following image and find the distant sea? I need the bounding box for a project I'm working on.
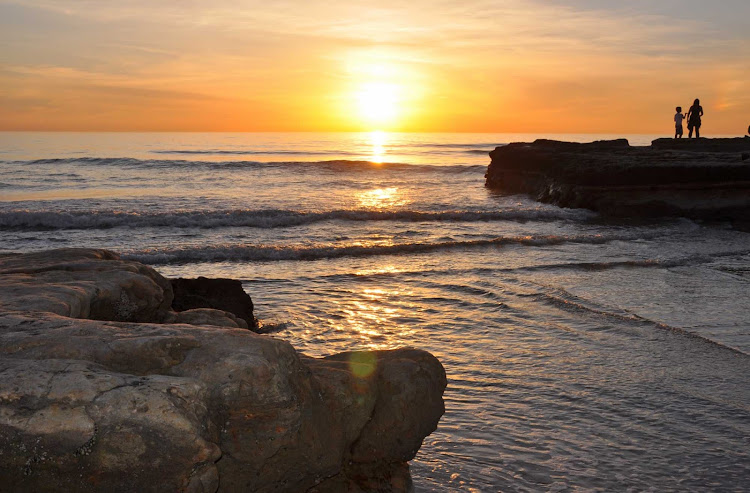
[1,132,748,491]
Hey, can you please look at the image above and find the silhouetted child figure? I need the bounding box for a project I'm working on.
[674,107,685,139]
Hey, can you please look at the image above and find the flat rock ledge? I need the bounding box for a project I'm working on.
[485,137,750,224]
[0,249,447,492]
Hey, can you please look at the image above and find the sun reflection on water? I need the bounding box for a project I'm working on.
[369,130,387,163]
[357,187,409,209]
[330,285,417,350]
[354,265,404,276]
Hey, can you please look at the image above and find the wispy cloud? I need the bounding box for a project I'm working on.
[1,0,748,131]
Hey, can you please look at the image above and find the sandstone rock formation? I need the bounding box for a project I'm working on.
[0,249,446,492]
[485,138,750,222]
[0,249,173,322]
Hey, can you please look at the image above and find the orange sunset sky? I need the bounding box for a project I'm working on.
[1,0,748,134]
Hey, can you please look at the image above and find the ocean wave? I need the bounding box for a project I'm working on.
[152,149,356,156]
[11,156,485,173]
[123,233,648,264]
[302,251,750,285]
[515,258,687,271]
[535,286,749,355]
[514,249,750,274]
[148,143,499,155]
[0,208,591,231]
[398,142,501,149]
[152,147,495,158]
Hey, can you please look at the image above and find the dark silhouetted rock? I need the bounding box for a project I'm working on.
[651,137,750,152]
[485,138,750,221]
[171,277,256,330]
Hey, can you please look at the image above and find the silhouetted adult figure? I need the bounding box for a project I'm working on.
[687,99,703,138]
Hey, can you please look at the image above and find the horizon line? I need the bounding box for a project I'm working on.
[2,129,742,136]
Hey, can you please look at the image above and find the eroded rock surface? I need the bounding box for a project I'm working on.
[0,249,447,492]
[0,248,174,322]
[485,138,750,221]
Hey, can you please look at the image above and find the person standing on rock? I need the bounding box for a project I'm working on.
[674,107,685,139]
[687,99,703,138]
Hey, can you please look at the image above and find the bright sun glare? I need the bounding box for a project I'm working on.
[357,82,400,127]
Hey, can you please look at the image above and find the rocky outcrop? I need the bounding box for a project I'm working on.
[650,137,750,152]
[0,249,446,492]
[171,277,257,330]
[0,249,174,323]
[485,138,750,221]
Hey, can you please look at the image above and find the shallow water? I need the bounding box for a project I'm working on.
[1,132,748,491]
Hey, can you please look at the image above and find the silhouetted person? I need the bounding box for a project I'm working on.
[674,107,685,139]
[687,99,703,138]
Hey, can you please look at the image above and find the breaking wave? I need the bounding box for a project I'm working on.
[152,149,355,156]
[10,157,487,173]
[123,233,653,264]
[0,208,593,231]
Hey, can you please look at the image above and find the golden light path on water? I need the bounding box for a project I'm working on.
[356,187,410,209]
[333,285,418,351]
[343,145,420,351]
[368,130,388,163]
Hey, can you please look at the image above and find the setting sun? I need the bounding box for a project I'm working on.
[356,82,401,127]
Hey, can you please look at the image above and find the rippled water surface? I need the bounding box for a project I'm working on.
[1,132,748,491]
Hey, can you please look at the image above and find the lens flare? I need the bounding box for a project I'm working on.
[348,351,377,378]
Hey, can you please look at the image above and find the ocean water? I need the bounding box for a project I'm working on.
[1,132,748,492]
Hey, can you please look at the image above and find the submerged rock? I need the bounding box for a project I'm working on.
[0,249,447,492]
[485,138,750,221]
